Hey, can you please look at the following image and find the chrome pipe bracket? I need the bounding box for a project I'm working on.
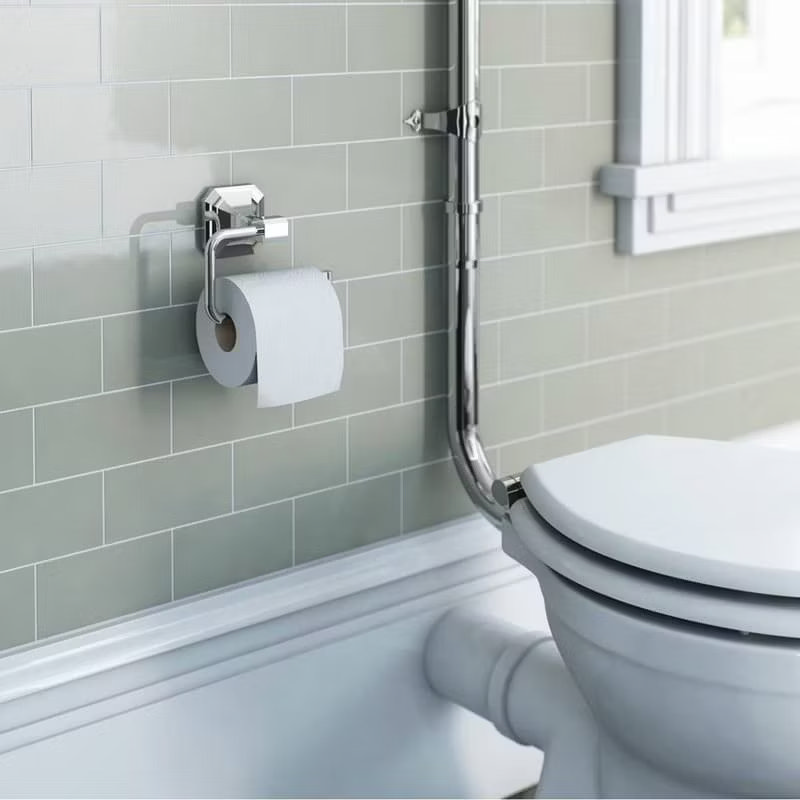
[200,184,289,324]
[491,475,525,510]
[403,100,481,141]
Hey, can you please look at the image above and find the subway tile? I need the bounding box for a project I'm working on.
[501,66,587,128]
[402,459,479,533]
[480,322,501,385]
[349,137,448,209]
[500,308,587,380]
[102,7,228,82]
[349,268,447,346]
[0,568,34,650]
[294,208,401,280]
[0,8,99,86]
[499,429,586,476]
[0,250,32,331]
[37,534,171,639]
[234,420,346,509]
[737,372,800,435]
[105,447,231,542]
[544,243,628,308]
[402,332,446,402]
[0,321,100,412]
[35,385,170,482]
[232,6,345,77]
[32,85,169,164]
[348,6,448,72]
[482,4,544,66]
[295,341,401,426]
[402,204,447,270]
[103,305,204,391]
[294,74,401,146]
[233,146,346,218]
[542,360,626,430]
[545,3,615,64]
[0,90,30,168]
[588,188,615,242]
[0,475,102,572]
[627,247,702,292]
[0,411,32,492]
[589,64,615,122]
[481,69,501,132]
[0,164,102,250]
[171,79,291,155]
[172,377,291,452]
[295,475,402,564]
[170,230,292,306]
[663,388,746,441]
[587,294,668,360]
[500,188,587,253]
[102,154,229,238]
[703,321,800,391]
[174,503,292,599]
[348,398,448,480]
[544,124,614,187]
[585,409,665,449]
[626,344,705,409]
[481,377,541,446]
[33,236,170,325]
[480,254,543,322]
[482,130,543,194]
[481,196,501,258]
[402,71,449,137]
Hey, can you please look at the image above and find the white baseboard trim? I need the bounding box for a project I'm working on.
[0,516,547,798]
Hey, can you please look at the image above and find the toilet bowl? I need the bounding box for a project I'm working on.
[426,435,800,798]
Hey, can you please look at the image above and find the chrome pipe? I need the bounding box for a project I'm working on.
[404,0,517,525]
[448,0,506,525]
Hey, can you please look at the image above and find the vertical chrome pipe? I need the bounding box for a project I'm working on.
[404,0,508,525]
[448,0,505,525]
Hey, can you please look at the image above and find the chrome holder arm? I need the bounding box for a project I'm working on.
[199,184,289,325]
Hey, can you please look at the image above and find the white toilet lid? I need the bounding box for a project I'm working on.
[521,435,800,597]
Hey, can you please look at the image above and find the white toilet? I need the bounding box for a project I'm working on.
[426,435,800,798]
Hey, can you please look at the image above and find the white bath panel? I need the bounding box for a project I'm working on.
[0,516,546,799]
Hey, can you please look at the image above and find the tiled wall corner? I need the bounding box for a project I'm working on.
[0,0,798,650]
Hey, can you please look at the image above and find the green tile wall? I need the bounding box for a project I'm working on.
[0,0,799,650]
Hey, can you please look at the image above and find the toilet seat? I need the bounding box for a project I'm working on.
[509,435,800,637]
[507,500,800,637]
[521,435,800,597]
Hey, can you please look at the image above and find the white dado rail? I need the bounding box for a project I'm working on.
[602,0,800,254]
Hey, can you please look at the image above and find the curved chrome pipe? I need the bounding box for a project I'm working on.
[405,0,522,525]
[447,0,506,526]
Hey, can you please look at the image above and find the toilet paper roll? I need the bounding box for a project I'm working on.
[196,268,344,408]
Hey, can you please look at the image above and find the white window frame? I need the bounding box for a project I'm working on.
[600,0,800,254]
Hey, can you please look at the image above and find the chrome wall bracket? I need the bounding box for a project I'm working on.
[403,100,481,142]
[199,184,289,324]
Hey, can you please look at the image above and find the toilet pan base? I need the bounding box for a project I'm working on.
[424,522,800,798]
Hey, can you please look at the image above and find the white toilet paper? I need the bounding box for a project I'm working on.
[196,268,344,408]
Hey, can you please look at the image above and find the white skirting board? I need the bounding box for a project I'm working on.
[0,516,548,799]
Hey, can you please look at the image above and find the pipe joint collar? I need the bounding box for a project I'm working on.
[487,632,554,743]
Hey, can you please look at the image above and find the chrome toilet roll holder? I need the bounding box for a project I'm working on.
[200,184,334,329]
[200,185,289,325]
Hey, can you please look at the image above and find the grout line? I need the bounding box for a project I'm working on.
[169,382,174,454]
[289,76,295,147]
[228,6,233,79]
